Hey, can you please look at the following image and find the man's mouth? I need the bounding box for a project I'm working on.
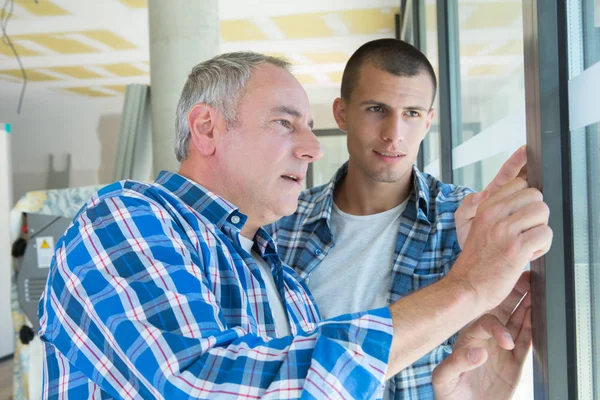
[374,150,406,158]
[281,174,302,183]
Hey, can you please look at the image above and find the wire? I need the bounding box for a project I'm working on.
[1,0,28,114]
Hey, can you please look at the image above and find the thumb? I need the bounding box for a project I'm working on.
[456,191,489,223]
[433,347,488,390]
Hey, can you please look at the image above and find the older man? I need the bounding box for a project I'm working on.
[39,52,550,399]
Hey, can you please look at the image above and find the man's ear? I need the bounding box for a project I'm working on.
[332,97,348,132]
[187,104,222,156]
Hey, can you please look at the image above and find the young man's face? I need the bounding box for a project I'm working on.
[334,63,435,187]
[217,63,322,224]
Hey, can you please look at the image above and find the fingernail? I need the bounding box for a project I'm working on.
[468,348,483,363]
[504,333,515,347]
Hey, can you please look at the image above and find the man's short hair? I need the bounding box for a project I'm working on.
[340,39,437,104]
[175,52,291,162]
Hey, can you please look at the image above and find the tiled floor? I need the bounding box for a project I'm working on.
[0,357,12,400]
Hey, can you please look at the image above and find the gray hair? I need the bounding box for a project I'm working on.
[174,52,292,162]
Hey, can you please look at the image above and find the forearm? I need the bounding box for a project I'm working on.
[385,273,484,379]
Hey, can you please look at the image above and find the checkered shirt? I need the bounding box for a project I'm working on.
[38,171,394,399]
[267,164,473,400]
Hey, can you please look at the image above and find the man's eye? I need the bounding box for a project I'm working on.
[275,120,291,128]
[406,110,420,118]
[367,106,384,113]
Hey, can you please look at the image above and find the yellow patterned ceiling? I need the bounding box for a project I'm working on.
[0,0,523,98]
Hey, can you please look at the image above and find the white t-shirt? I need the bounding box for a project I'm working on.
[307,199,409,319]
[239,235,291,337]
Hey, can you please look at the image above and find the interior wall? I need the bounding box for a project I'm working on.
[0,81,124,204]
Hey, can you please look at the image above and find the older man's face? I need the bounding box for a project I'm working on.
[217,63,323,225]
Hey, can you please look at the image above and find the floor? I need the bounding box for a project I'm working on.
[0,357,12,400]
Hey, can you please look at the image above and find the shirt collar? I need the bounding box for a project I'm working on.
[153,170,248,231]
[303,162,431,226]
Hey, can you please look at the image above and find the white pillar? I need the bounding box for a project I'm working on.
[148,0,220,174]
[0,123,14,359]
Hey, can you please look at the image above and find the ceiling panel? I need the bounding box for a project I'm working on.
[0,0,520,98]
[304,51,349,64]
[82,30,137,50]
[461,3,520,30]
[101,63,146,77]
[63,86,114,97]
[274,13,333,39]
[15,33,98,53]
[16,0,69,16]
[328,71,343,83]
[105,84,127,94]
[119,0,148,9]
[0,40,39,57]
[45,65,104,79]
[221,20,269,41]
[0,69,59,81]
[293,73,318,84]
[493,39,523,55]
[341,8,395,35]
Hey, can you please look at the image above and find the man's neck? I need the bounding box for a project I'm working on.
[333,163,413,216]
[179,163,261,240]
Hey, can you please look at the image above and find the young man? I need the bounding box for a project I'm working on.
[270,39,536,399]
[39,52,550,399]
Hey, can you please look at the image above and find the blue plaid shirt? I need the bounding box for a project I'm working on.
[267,164,473,400]
[38,171,394,399]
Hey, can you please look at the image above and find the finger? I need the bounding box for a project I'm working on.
[432,347,488,389]
[456,191,490,223]
[480,187,544,224]
[491,271,531,323]
[513,308,533,363]
[520,224,554,261]
[465,314,515,350]
[506,201,550,236]
[506,292,531,339]
[478,178,530,215]
[484,145,527,196]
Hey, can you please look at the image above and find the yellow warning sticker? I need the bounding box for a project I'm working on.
[36,236,55,268]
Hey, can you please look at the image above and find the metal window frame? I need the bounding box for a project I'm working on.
[522,1,578,399]
[435,0,461,184]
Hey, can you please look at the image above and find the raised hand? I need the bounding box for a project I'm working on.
[432,272,532,400]
[455,145,528,250]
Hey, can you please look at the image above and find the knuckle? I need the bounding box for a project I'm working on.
[525,187,543,202]
[514,177,528,189]
[481,204,501,222]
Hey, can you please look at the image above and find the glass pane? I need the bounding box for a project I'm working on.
[453,0,526,192]
[454,2,532,398]
[569,0,600,397]
[423,0,441,178]
[310,134,348,187]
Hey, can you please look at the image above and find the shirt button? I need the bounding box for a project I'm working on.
[314,248,322,255]
[231,215,240,224]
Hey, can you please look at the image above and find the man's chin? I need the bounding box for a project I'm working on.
[278,200,300,218]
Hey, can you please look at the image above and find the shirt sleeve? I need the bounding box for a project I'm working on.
[38,195,393,400]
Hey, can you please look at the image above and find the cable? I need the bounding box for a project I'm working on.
[1,0,28,114]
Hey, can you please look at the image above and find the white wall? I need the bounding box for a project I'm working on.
[0,123,14,358]
[0,81,124,203]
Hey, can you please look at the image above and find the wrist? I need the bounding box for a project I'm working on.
[442,269,490,316]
